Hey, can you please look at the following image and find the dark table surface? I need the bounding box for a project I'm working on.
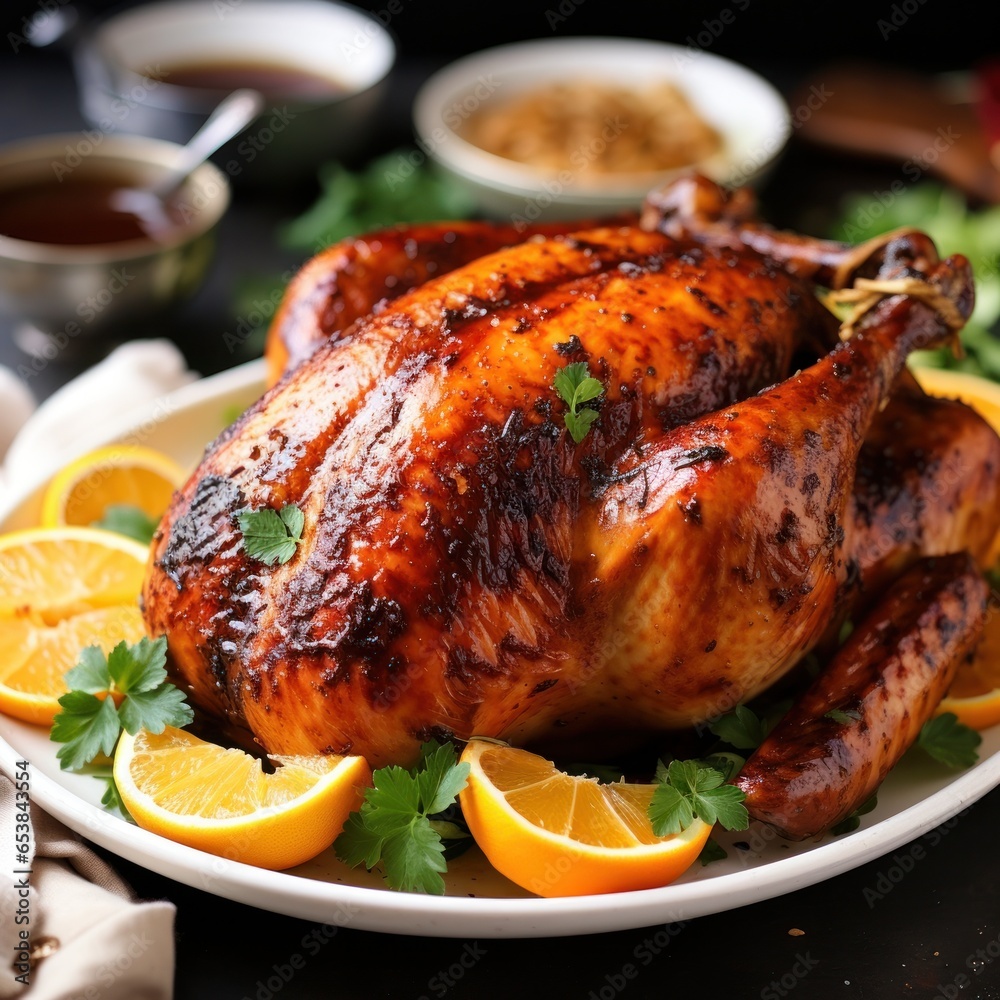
[3,7,1000,998]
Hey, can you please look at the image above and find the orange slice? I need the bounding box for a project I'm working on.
[0,527,150,724]
[113,726,371,871]
[41,444,185,535]
[458,739,712,897]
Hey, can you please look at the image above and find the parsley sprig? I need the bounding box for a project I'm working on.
[335,741,470,894]
[553,361,604,443]
[50,636,193,772]
[92,504,159,545]
[916,712,982,769]
[237,504,305,566]
[648,759,749,836]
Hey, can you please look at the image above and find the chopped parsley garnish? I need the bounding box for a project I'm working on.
[92,503,159,545]
[648,759,749,836]
[708,704,768,751]
[698,838,729,866]
[824,708,862,725]
[237,504,305,566]
[830,794,878,836]
[553,361,604,443]
[50,636,193,772]
[916,712,981,769]
[334,741,470,894]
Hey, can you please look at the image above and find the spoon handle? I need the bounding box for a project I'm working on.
[163,88,266,193]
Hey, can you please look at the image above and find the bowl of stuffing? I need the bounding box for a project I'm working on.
[412,36,791,222]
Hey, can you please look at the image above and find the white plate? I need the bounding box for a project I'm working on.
[2,358,999,939]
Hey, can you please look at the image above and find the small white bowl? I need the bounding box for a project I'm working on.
[413,37,791,221]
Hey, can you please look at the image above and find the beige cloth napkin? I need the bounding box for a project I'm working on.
[0,341,199,997]
[0,340,198,502]
[0,776,175,999]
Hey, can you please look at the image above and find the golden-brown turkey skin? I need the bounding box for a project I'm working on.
[144,225,840,766]
[264,218,632,384]
[849,372,1000,605]
[735,552,988,840]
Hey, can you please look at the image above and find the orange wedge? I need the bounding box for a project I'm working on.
[0,527,149,724]
[41,444,185,535]
[458,740,711,897]
[114,726,371,871]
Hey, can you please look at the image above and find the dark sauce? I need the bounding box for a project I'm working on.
[0,174,182,246]
[156,60,347,101]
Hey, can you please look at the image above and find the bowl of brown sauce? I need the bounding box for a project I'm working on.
[0,131,229,355]
[72,0,397,186]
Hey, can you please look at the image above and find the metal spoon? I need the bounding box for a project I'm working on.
[112,88,265,236]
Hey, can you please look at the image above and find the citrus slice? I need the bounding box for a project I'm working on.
[458,740,712,897]
[40,444,186,534]
[114,726,371,871]
[0,527,150,724]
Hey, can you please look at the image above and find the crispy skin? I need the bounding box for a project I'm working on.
[145,225,839,766]
[264,218,632,384]
[850,371,1000,600]
[144,176,997,786]
[735,552,989,840]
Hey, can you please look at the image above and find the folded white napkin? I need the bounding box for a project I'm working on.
[0,340,198,504]
[0,777,176,999]
[0,340,200,998]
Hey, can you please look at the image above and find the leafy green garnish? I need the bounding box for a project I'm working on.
[237,504,305,566]
[648,759,748,836]
[334,740,471,894]
[50,637,193,772]
[830,794,878,836]
[698,837,729,866]
[92,504,159,545]
[824,707,862,724]
[280,150,478,253]
[553,361,604,443]
[87,764,135,823]
[708,704,767,750]
[830,182,1000,380]
[916,712,982,769]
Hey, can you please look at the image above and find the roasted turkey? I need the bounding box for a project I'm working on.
[143,175,1000,838]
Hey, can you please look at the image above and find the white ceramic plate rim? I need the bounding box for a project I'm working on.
[2,359,998,939]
